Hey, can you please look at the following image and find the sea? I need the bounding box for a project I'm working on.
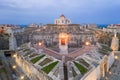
[18,24,108,28]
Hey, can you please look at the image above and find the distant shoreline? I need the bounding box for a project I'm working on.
[18,24,108,28]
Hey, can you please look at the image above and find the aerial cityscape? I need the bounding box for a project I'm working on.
[0,0,120,80]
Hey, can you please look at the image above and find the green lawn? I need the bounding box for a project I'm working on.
[42,61,59,74]
[0,68,6,73]
[30,55,45,64]
[39,58,52,66]
[74,61,88,75]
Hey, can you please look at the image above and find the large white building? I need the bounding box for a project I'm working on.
[32,15,96,48]
[10,15,116,80]
[54,14,71,24]
[103,24,120,33]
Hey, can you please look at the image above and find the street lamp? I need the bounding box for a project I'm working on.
[20,76,24,80]
[109,71,112,75]
[13,54,17,58]
[85,41,90,46]
[114,55,118,60]
[12,65,16,69]
[38,42,42,46]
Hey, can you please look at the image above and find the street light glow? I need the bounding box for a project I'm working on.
[12,65,16,69]
[38,42,42,46]
[114,56,118,60]
[85,41,90,46]
[20,76,24,80]
[13,54,17,58]
[109,71,112,74]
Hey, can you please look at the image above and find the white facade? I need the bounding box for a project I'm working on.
[54,15,71,24]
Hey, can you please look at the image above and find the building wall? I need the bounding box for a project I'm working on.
[108,52,114,69]
[14,54,52,80]
[81,53,114,80]
[81,66,101,80]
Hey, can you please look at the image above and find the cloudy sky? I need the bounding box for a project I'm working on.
[0,0,120,24]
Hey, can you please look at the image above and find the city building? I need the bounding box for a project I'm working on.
[103,24,120,33]
[9,15,115,80]
[32,15,96,48]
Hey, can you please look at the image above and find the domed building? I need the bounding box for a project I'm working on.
[54,14,71,24]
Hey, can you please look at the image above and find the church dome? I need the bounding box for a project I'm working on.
[60,14,65,18]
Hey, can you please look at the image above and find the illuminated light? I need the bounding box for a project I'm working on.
[85,41,90,46]
[20,76,24,80]
[114,56,118,60]
[109,71,112,74]
[12,65,16,69]
[59,33,68,38]
[13,54,17,58]
[105,77,108,80]
[38,42,42,46]
[61,39,65,45]
[59,33,69,42]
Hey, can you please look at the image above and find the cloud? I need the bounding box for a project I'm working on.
[0,0,120,24]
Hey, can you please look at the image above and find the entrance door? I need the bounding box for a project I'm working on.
[61,38,65,45]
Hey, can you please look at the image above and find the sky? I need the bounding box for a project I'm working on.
[0,0,120,25]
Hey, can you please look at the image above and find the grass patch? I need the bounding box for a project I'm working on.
[74,61,88,75]
[0,68,6,73]
[39,58,52,66]
[30,55,45,64]
[72,67,77,77]
[42,61,59,74]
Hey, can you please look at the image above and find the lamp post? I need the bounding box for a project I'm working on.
[114,55,118,60]
[20,75,24,80]
[13,54,17,58]
[85,41,91,46]
[12,65,16,69]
